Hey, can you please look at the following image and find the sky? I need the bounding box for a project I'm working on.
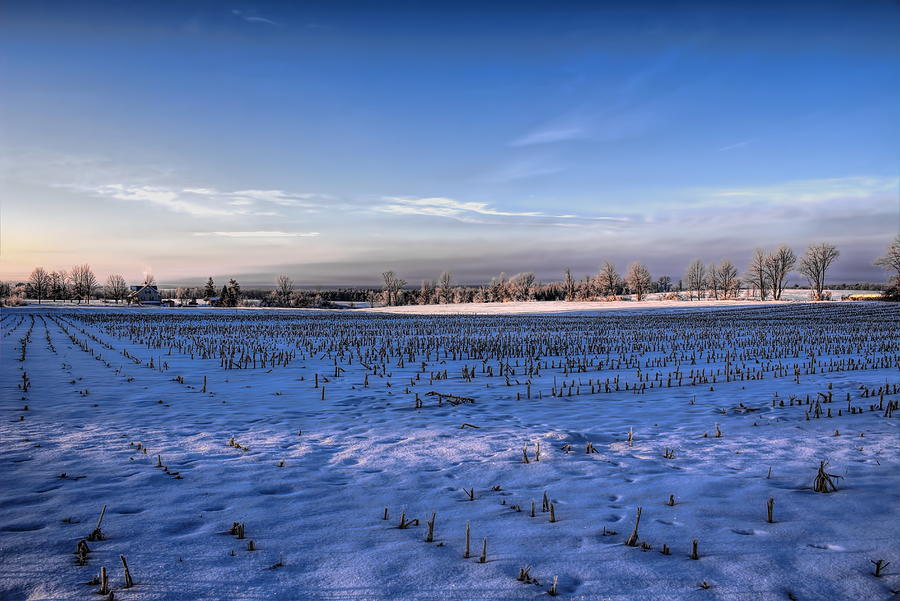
[1,0,898,286]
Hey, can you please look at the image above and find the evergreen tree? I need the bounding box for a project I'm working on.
[227,278,241,306]
[204,277,216,299]
[219,284,229,307]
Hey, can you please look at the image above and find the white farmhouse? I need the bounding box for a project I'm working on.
[127,283,162,305]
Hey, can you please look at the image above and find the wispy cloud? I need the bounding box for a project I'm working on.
[375,196,628,226]
[718,139,753,152]
[484,157,564,182]
[231,9,277,25]
[508,47,684,150]
[378,197,543,219]
[60,183,329,217]
[507,101,662,150]
[184,187,329,208]
[65,184,242,217]
[193,231,320,238]
[510,126,587,147]
[706,175,898,204]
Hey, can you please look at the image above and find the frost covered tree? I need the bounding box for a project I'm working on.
[685,259,705,300]
[564,268,575,301]
[746,249,769,300]
[798,243,839,301]
[438,271,453,304]
[624,262,652,301]
[275,275,294,306]
[381,270,406,306]
[419,280,433,305]
[765,245,797,300]
[203,277,216,299]
[510,272,536,301]
[575,278,594,301]
[28,267,50,303]
[105,274,127,303]
[596,261,620,297]
[489,273,509,302]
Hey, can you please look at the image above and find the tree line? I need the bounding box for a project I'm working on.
[6,235,899,307]
[3,266,147,306]
[5,265,106,305]
[365,238,898,306]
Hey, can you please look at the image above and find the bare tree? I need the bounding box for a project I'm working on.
[48,271,66,302]
[28,267,50,304]
[717,260,739,299]
[56,270,71,301]
[685,259,706,300]
[105,274,127,303]
[65,270,77,301]
[563,268,575,301]
[746,249,769,300]
[624,262,652,301]
[707,262,720,300]
[70,264,98,303]
[438,271,453,303]
[596,261,620,297]
[657,275,672,293]
[275,275,294,306]
[798,243,839,300]
[765,245,797,300]
[381,270,406,306]
[874,234,900,286]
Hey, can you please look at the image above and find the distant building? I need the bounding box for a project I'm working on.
[127,284,161,305]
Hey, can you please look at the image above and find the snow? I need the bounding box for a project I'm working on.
[358,291,881,316]
[1,303,898,601]
[360,299,781,315]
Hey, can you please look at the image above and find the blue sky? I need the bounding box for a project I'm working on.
[1,0,898,285]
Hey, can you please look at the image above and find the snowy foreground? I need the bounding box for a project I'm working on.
[1,304,898,601]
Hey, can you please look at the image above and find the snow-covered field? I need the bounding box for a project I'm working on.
[361,299,781,315]
[360,291,880,316]
[1,303,898,601]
